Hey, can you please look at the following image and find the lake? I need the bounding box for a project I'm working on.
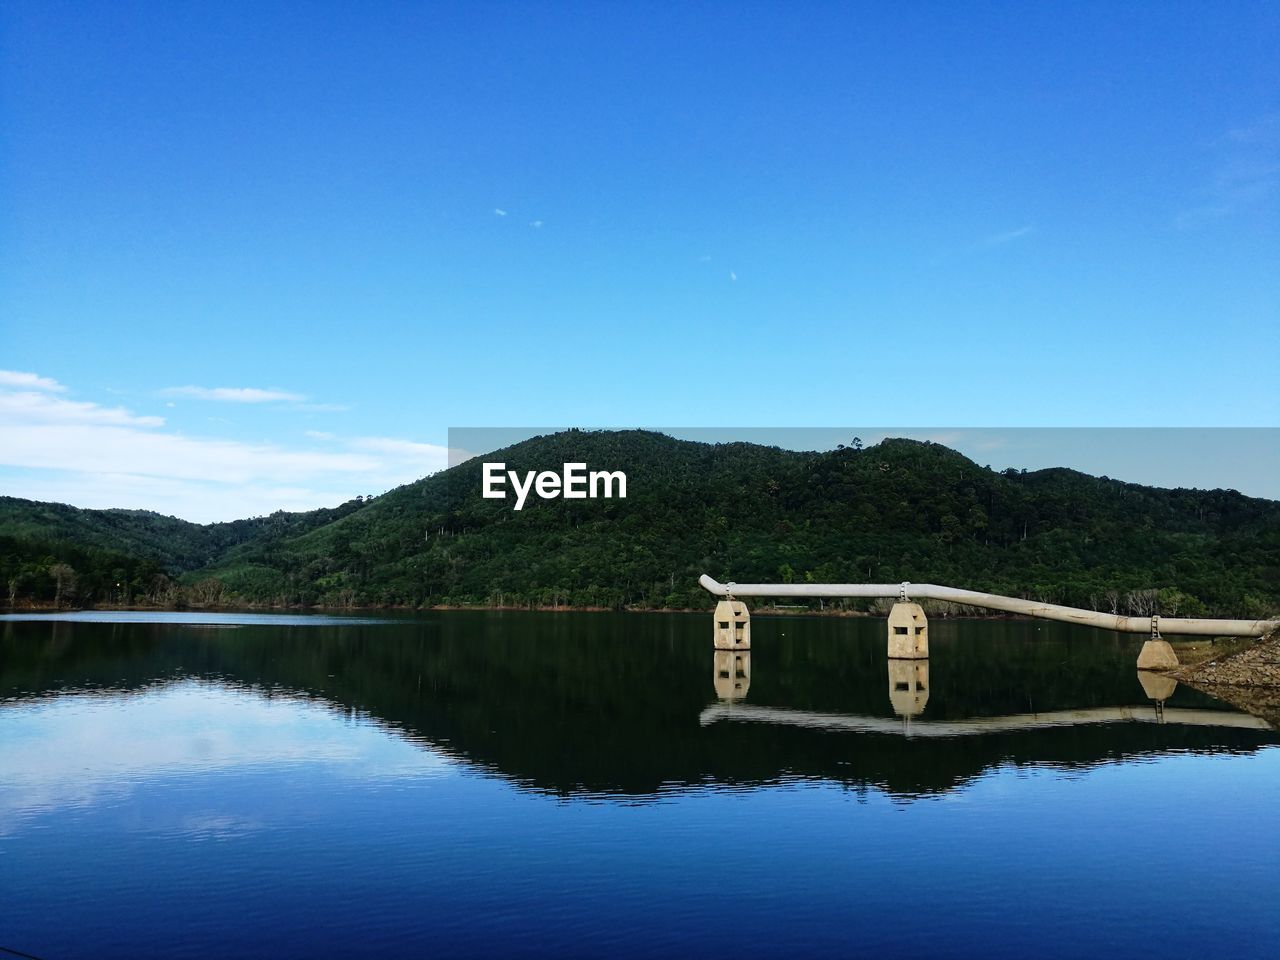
[1,611,1277,959]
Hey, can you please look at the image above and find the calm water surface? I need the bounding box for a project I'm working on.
[1,611,1277,959]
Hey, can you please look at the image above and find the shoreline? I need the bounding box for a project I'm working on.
[0,599,1097,621]
[0,600,907,618]
[4,599,1272,629]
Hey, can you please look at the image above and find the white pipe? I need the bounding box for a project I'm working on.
[698,575,1278,638]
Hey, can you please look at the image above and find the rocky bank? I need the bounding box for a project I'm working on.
[1171,633,1280,728]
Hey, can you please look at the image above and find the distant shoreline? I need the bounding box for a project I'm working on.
[0,599,1234,625]
[4,600,878,617]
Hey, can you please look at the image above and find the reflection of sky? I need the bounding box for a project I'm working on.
[0,682,454,828]
[1,685,1278,957]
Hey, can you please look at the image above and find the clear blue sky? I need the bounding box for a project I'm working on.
[1,1,1277,519]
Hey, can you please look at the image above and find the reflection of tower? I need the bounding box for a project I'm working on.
[713,650,752,701]
[889,659,929,732]
[713,599,751,650]
[1137,669,1177,723]
[887,601,928,658]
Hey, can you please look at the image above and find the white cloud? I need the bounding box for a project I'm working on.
[0,471,357,521]
[162,386,307,403]
[0,373,449,521]
[305,430,335,440]
[494,207,508,216]
[729,271,737,282]
[983,226,1034,246]
[349,436,450,473]
[0,370,67,392]
[529,219,543,228]
[350,436,447,457]
[1227,111,1280,144]
[0,423,377,483]
[1177,114,1280,228]
[292,402,350,413]
[0,389,165,427]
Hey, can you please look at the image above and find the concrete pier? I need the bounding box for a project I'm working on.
[887,602,929,659]
[713,599,751,650]
[1137,639,1179,671]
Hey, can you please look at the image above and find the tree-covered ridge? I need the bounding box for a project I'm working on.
[0,494,370,606]
[2,430,1278,615]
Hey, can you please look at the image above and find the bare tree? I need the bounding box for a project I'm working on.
[49,563,77,608]
[191,578,225,607]
[1125,588,1159,617]
[147,573,173,605]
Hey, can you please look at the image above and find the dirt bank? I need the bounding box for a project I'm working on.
[1168,633,1280,727]
[1171,633,1280,687]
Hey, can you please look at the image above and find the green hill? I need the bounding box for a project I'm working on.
[3,430,1279,615]
[0,494,366,606]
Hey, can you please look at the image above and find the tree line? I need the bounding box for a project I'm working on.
[3,432,1278,617]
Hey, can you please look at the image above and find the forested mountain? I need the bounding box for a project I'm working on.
[0,495,367,606]
[3,430,1279,616]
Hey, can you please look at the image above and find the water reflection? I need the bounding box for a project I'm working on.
[3,613,1278,960]
[713,650,751,701]
[701,645,1265,738]
[2,613,1277,801]
[888,659,929,721]
[1137,669,1177,722]
[0,682,452,828]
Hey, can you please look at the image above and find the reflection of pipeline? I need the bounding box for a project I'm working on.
[698,575,1279,637]
[697,703,1272,735]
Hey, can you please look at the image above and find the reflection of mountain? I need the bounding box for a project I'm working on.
[2,613,1277,799]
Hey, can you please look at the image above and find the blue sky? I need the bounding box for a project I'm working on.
[1,1,1277,520]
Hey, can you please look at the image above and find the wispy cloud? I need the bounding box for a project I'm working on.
[1227,111,1280,145]
[0,373,447,521]
[494,208,508,216]
[349,436,450,473]
[982,225,1034,246]
[529,219,543,228]
[162,386,307,404]
[293,402,350,413]
[0,388,164,427]
[0,370,67,392]
[1177,112,1280,227]
[729,271,738,282]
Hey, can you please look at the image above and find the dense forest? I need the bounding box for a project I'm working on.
[2,430,1278,617]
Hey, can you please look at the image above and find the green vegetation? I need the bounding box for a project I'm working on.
[3,430,1278,616]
